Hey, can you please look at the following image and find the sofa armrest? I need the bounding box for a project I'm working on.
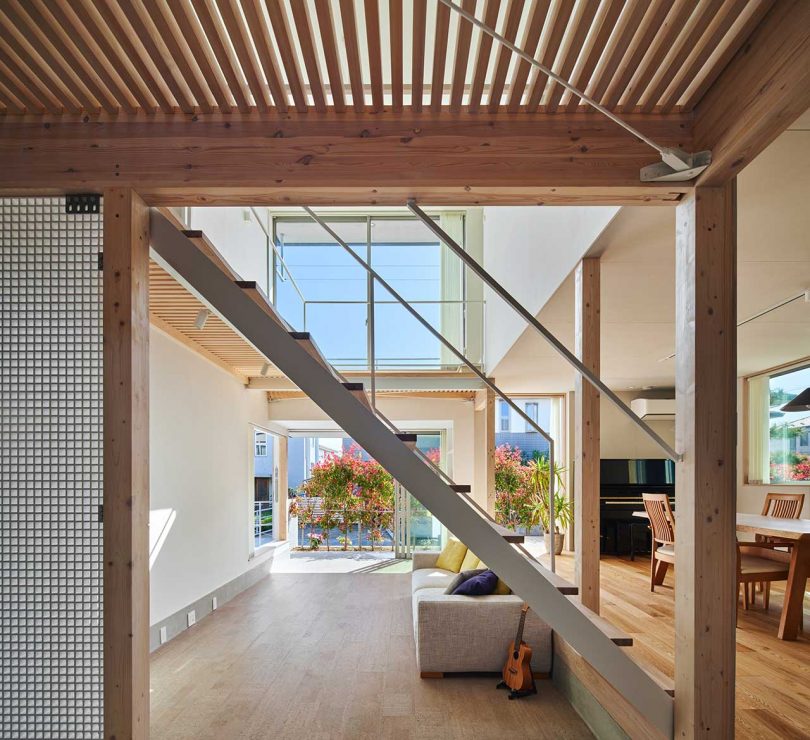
[412,550,440,570]
[413,592,552,674]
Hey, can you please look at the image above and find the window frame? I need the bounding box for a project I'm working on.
[255,431,268,457]
[744,356,810,486]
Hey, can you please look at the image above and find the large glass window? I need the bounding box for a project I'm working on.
[272,214,471,370]
[749,363,810,483]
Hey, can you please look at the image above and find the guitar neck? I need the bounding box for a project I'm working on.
[514,604,529,647]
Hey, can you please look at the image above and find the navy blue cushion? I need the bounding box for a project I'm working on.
[451,569,499,596]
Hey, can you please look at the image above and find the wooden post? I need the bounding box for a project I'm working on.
[275,434,289,541]
[486,387,496,515]
[574,258,600,612]
[674,182,737,738]
[103,188,150,739]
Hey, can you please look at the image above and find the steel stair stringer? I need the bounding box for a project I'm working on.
[149,210,674,739]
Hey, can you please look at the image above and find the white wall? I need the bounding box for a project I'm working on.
[482,206,619,373]
[149,326,270,625]
[189,206,271,295]
[600,391,676,460]
[267,395,481,507]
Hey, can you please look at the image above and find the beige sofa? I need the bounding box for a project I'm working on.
[411,551,552,676]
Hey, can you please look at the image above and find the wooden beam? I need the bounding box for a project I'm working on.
[389,0,403,111]
[103,187,150,740]
[674,182,736,738]
[0,111,694,194]
[694,0,810,186]
[574,257,600,613]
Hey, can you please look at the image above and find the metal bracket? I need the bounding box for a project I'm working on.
[641,148,712,182]
[65,193,101,214]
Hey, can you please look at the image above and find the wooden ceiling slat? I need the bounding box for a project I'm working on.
[545,0,600,112]
[431,0,451,112]
[190,0,251,112]
[46,0,149,113]
[507,0,550,112]
[0,45,63,114]
[314,0,345,112]
[364,0,384,112]
[338,0,365,112]
[265,0,308,113]
[0,58,46,113]
[124,0,214,113]
[0,78,26,114]
[680,0,775,112]
[87,0,175,113]
[113,0,197,113]
[26,0,130,114]
[0,16,82,114]
[525,0,574,111]
[411,0,427,111]
[222,0,275,112]
[487,0,524,112]
[1,0,101,113]
[389,0,403,111]
[639,0,726,113]
[563,0,625,112]
[449,0,476,111]
[468,0,500,113]
[67,0,157,113]
[658,0,750,113]
[618,0,700,113]
[600,0,674,110]
[165,0,233,112]
[587,0,659,110]
[289,0,327,112]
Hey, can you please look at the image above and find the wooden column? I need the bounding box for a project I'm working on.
[103,188,150,739]
[674,182,737,738]
[574,258,600,612]
[275,434,289,541]
[486,387,496,515]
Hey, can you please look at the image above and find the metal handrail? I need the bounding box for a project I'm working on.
[303,205,561,571]
[247,206,307,308]
[407,200,682,463]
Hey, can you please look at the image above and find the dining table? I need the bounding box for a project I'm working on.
[632,510,810,640]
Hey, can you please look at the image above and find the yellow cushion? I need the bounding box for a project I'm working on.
[460,549,480,572]
[435,539,468,573]
[477,561,511,595]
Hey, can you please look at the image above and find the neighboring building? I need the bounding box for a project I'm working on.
[495,397,553,462]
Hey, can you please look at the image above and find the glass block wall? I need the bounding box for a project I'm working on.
[0,197,104,738]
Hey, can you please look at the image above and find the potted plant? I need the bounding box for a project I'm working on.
[527,456,570,555]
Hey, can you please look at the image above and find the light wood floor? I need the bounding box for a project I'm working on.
[548,553,810,740]
[150,572,592,739]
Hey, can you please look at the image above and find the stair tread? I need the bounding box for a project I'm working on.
[524,557,579,595]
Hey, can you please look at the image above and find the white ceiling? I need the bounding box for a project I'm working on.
[493,110,810,393]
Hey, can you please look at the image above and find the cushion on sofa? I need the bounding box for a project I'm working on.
[451,569,498,596]
[412,568,457,593]
[443,568,486,595]
[459,549,480,572]
[476,561,511,594]
[435,538,467,573]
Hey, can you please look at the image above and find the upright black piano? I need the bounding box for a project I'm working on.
[600,459,675,556]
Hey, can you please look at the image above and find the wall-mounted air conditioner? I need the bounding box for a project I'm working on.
[630,398,676,420]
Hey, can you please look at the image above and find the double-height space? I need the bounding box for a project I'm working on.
[1,2,809,739]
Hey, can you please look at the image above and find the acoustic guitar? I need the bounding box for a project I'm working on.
[497,603,537,699]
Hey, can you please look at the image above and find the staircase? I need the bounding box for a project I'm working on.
[150,209,674,738]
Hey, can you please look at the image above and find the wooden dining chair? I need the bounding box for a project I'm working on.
[753,492,804,604]
[736,542,791,620]
[642,493,675,592]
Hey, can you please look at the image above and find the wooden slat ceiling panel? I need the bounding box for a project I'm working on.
[149,258,277,379]
[0,0,769,116]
